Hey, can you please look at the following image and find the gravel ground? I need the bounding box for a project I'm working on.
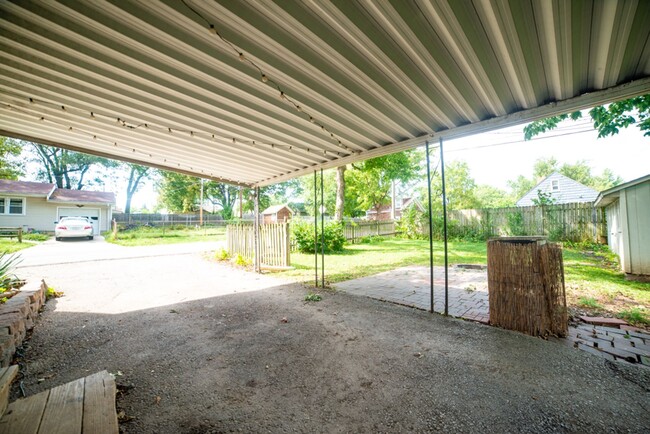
[11,245,650,433]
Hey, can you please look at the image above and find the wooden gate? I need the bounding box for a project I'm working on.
[227,223,290,267]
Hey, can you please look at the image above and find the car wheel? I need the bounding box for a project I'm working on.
[88,236,94,240]
[55,237,61,241]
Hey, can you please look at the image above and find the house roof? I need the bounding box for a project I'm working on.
[516,172,599,207]
[0,179,115,204]
[49,189,115,205]
[262,204,292,215]
[0,179,55,196]
[594,173,650,208]
[0,1,648,187]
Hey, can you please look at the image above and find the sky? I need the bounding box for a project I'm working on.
[441,119,649,190]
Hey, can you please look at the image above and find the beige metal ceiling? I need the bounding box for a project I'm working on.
[1,0,649,187]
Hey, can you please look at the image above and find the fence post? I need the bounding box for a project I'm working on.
[17,227,22,243]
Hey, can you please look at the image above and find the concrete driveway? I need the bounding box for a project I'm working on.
[14,237,266,315]
[16,236,226,268]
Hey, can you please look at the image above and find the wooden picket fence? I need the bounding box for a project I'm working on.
[448,202,606,242]
[344,220,396,243]
[227,223,290,267]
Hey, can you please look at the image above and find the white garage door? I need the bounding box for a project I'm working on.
[58,208,101,235]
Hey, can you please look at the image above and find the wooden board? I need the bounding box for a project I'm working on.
[0,389,49,434]
[38,377,84,434]
[82,371,118,434]
[0,365,18,416]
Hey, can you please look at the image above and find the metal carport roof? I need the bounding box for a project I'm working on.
[0,0,649,187]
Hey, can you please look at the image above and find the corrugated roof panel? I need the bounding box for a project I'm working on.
[0,0,648,187]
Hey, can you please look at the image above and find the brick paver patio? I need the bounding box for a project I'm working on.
[334,265,490,323]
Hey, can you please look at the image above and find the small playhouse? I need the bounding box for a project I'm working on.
[261,204,293,224]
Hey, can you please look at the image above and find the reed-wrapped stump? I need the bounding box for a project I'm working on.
[487,237,567,337]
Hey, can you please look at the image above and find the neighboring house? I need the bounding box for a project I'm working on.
[516,172,599,207]
[595,174,650,276]
[366,197,425,221]
[0,180,115,235]
[262,204,292,224]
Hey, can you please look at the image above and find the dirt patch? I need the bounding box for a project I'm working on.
[11,254,650,433]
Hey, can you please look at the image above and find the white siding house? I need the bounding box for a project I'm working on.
[516,172,599,207]
[595,174,650,276]
[0,180,115,235]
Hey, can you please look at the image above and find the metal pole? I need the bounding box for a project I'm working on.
[254,186,260,273]
[314,170,318,288]
[320,168,325,288]
[425,141,434,314]
[440,138,449,316]
[199,178,204,226]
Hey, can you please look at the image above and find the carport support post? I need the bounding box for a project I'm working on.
[314,170,318,288]
[440,138,449,316]
[321,168,325,288]
[425,140,434,314]
[254,186,261,273]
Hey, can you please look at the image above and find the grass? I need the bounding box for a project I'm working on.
[281,237,486,283]
[106,225,227,246]
[277,237,649,326]
[0,232,51,253]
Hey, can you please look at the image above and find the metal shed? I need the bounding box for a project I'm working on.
[595,174,650,276]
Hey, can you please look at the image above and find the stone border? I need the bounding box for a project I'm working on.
[0,280,47,367]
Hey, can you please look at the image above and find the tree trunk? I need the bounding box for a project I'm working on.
[335,165,346,221]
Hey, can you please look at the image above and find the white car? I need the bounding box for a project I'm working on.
[55,217,94,241]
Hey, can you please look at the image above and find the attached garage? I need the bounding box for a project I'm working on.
[57,207,101,235]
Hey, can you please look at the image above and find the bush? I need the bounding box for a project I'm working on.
[292,220,346,253]
[215,248,230,261]
[0,252,22,291]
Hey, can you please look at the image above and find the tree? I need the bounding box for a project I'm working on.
[157,171,200,213]
[347,150,422,216]
[30,143,116,189]
[123,164,152,214]
[474,185,513,208]
[334,166,346,221]
[0,137,23,179]
[524,95,650,139]
[205,182,239,220]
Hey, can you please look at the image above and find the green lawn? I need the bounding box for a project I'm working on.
[278,238,649,325]
[106,226,227,246]
[0,233,50,253]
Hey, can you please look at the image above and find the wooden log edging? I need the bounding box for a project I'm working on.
[0,280,47,367]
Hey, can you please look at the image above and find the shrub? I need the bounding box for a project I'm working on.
[215,248,230,261]
[617,307,648,326]
[233,253,252,267]
[0,252,22,291]
[292,220,346,253]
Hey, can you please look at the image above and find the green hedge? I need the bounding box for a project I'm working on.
[292,220,346,253]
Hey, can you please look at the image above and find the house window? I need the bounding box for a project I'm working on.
[0,197,25,215]
[551,180,560,191]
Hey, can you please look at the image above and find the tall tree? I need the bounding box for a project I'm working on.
[0,137,23,180]
[347,150,422,216]
[157,171,200,213]
[205,182,239,220]
[123,163,152,214]
[30,143,116,189]
[524,95,650,139]
[334,166,346,221]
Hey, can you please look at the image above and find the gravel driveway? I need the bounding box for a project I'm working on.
[11,241,650,433]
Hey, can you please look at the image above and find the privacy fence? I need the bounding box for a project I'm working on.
[448,202,605,242]
[113,213,232,226]
[227,223,291,268]
[343,220,396,242]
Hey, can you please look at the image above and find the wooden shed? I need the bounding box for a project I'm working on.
[595,174,650,276]
[262,204,293,224]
